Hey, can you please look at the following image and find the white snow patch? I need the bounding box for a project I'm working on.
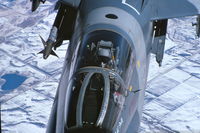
[165,68,191,83]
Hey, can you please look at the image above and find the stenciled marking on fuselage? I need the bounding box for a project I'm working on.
[122,0,140,15]
[115,117,124,133]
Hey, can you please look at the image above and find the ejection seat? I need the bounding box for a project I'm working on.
[66,67,125,132]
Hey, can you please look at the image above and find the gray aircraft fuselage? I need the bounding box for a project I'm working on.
[51,1,151,133]
[30,0,200,133]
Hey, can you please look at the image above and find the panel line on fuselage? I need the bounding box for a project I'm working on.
[121,0,140,15]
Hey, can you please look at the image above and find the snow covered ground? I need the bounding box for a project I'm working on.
[0,1,200,133]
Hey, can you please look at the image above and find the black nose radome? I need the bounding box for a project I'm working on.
[67,127,110,133]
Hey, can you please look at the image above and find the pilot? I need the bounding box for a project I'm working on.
[96,40,116,69]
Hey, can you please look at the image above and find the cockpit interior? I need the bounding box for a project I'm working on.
[65,30,134,132]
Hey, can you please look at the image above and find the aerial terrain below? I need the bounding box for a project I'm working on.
[0,0,200,133]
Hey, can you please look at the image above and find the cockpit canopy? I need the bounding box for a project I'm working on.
[77,30,133,80]
[65,30,135,132]
[65,67,126,130]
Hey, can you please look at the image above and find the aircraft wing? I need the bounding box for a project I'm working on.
[145,0,200,20]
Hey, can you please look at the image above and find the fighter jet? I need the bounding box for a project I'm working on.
[31,0,200,133]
